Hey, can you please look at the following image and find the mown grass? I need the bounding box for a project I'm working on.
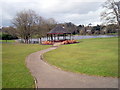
[2,44,50,88]
[44,37,118,77]
[0,40,15,43]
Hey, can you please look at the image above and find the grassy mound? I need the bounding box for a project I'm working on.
[44,37,118,77]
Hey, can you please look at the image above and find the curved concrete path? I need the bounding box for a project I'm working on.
[26,46,118,88]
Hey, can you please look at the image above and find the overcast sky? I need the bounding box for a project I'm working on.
[0,0,107,27]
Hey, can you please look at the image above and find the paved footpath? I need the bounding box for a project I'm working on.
[26,46,118,88]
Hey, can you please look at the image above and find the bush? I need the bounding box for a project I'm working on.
[1,33,18,40]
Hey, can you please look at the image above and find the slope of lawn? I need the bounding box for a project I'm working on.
[2,43,50,88]
[44,37,118,77]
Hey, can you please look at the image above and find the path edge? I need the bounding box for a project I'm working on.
[25,55,38,89]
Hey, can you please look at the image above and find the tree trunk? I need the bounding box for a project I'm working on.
[39,37,42,44]
[24,38,29,44]
[26,39,28,44]
[31,38,32,44]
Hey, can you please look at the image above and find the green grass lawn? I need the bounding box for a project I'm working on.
[2,44,50,88]
[0,40,15,43]
[44,37,118,77]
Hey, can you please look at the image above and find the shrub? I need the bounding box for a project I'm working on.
[2,33,18,40]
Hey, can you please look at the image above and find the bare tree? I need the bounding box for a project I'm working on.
[12,9,57,44]
[12,9,38,43]
[101,0,120,25]
[34,17,57,44]
[34,16,45,44]
[46,18,57,32]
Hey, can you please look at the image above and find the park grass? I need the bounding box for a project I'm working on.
[2,43,50,88]
[44,37,118,77]
[0,40,15,43]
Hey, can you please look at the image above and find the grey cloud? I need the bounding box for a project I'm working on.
[47,2,102,14]
[1,0,104,26]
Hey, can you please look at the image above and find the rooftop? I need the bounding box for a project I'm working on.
[47,25,71,34]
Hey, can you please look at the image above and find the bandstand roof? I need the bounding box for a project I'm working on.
[47,25,71,34]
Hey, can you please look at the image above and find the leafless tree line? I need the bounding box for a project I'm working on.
[11,9,57,44]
